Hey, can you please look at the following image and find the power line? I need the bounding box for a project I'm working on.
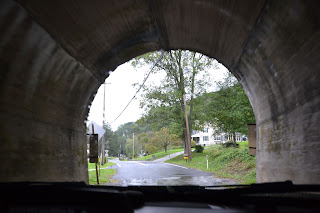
[111,50,165,124]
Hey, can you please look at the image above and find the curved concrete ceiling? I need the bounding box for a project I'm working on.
[18,0,265,78]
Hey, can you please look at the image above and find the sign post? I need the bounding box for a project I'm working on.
[133,133,135,160]
[89,124,99,185]
[206,155,208,169]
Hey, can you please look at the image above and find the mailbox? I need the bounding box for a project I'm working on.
[183,153,188,160]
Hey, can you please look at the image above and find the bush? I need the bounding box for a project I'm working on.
[145,143,157,154]
[223,141,238,148]
[194,145,204,153]
[191,140,196,148]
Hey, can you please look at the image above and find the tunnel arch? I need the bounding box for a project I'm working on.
[0,0,319,184]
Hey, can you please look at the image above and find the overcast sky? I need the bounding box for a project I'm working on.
[87,60,229,131]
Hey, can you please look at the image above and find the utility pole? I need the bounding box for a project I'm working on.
[123,133,125,159]
[132,133,135,160]
[183,95,192,161]
[101,81,106,165]
[101,81,111,165]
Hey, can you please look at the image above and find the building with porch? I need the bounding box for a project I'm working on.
[191,125,243,146]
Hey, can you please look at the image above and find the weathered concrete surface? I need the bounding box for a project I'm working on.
[0,0,99,182]
[233,0,320,183]
[0,0,319,183]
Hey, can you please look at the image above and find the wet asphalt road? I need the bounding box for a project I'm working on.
[106,159,237,186]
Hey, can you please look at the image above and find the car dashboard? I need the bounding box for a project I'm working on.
[1,181,319,213]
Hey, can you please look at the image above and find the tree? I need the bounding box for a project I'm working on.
[145,143,158,155]
[113,121,153,157]
[102,123,118,157]
[157,127,174,153]
[191,140,196,148]
[135,128,182,154]
[125,136,141,159]
[115,121,152,139]
[132,50,218,150]
[203,73,255,147]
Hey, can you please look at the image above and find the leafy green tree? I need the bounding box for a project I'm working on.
[125,137,141,159]
[136,129,182,154]
[100,123,119,157]
[115,121,152,139]
[113,121,153,157]
[112,130,126,156]
[203,73,255,147]
[132,50,218,149]
[157,127,175,153]
[145,143,158,154]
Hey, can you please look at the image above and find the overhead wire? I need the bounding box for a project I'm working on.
[110,50,165,124]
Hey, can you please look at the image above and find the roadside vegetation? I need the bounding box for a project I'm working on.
[88,161,115,170]
[166,141,256,184]
[135,148,184,161]
[88,161,117,185]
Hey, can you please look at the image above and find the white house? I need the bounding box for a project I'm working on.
[191,124,243,146]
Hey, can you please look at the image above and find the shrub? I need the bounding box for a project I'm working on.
[194,145,204,153]
[191,140,196,148]
[223,141,238,148]
[145,143,157,154]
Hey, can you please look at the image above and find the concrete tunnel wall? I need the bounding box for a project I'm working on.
[0,0,319,183]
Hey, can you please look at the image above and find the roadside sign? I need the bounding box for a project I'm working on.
[89,134,98,163]
[87,121,105,141]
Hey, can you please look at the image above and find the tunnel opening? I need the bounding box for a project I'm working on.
[86,50,256,186]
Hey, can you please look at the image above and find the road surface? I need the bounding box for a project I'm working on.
[106,159,237,186]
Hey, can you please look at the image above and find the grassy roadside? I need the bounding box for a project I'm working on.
[88,161,115,170]
[166,141,256,184]
[135,148,184,161]
[88,161,117,185]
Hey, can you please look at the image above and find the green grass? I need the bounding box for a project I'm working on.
[88,161,117,185]
[237,141,249,148]
[88,160,115,170]
[166,141,256,184]
[89,168,117,185]
[135,148,184,161]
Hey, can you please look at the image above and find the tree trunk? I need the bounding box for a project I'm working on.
[189,95,193,146]
[189,53,196,145]
[175,50,188,155]
[233,131,237,148]
[165,145,167,153]
[183,128,188,154]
